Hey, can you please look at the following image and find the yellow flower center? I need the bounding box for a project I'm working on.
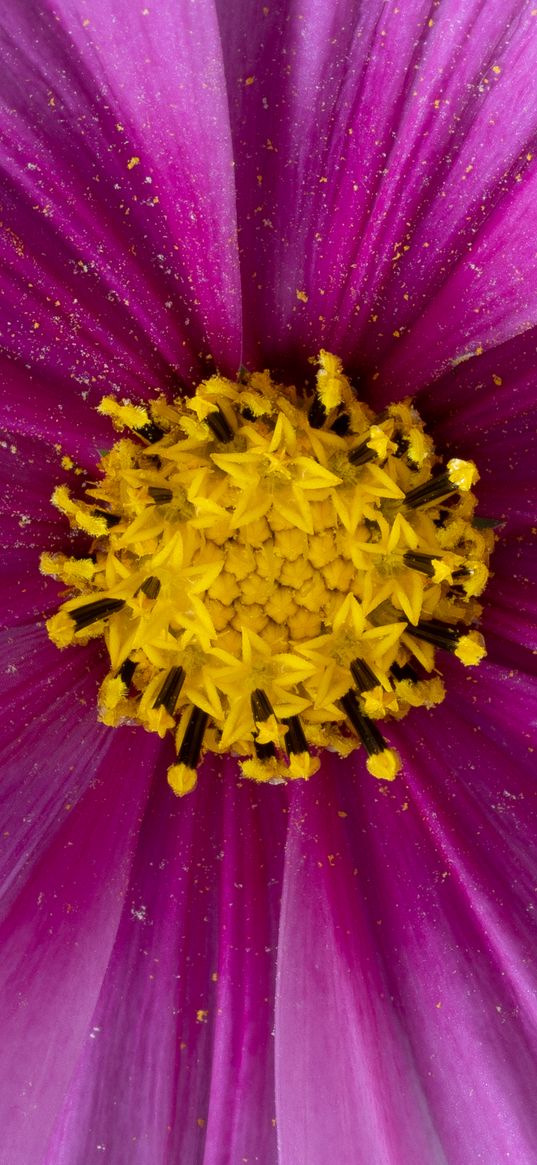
[42,351,494,794]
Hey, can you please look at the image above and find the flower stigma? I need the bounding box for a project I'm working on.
[42,352,494,795]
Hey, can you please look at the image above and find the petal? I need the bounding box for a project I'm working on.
[0,714,159,1163]
[374,668,537,1163]
[275,769,442,1165]
[276,653,537,1163]
[43,760,286,1165]
[0,626,110,911]
[217,0,537,378]
[0,0,242,449]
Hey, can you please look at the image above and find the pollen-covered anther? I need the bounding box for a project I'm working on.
[43,353,494,793]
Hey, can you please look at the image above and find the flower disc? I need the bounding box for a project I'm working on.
[43,352,494,793]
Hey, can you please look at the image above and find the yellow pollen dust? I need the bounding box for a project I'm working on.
[42,352,494,795]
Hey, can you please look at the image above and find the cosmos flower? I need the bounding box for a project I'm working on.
[1,0,536,1162]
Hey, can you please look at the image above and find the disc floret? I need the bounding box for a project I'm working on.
[42,352,494,794]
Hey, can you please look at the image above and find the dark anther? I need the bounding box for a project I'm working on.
[406,618,462,652]
[140,575,161,599]
[119,658,137,687]
[240,406,256,422]
[350,657,379,692]
[349,439,375,466]
[254,739,276,760]
[177,706,209,768]
[206,407,234,443]
[330,411,350,435]
[472,516,504,530]
[393,434,408,459]
[70,597,125,630]
[251,688,274,722]
[282,715,309,755]
[136,420,165,444]
[433,508,450,528]
[153,666,185,714]
[92,508,121,528]
[390,660,420,684]
[340,689,387,756]
[148,486,173,504]
[404,472,455,509]
[308,393,327,429]
[403,551,437,578]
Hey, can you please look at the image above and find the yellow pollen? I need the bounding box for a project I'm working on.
[42,354,494,792]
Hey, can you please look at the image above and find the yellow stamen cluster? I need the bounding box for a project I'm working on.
[42,352,494,794]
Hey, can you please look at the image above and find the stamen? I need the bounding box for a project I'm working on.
[472,516,503,530]
[119,658,137,687]
[330,411,350,435]
[92,508,121,528]
[251,689,274,723]
[136,420,165,444]
[348,439,376,466]
[406,619,485,664]
[177,706,208,769]
[148,486,173,504]
[70,597,125,630]
[404,472,454,508]
[403,551,441,579]
[206,406,234,443]
[308,392,327,429]
[282,714,309,756]
[254,739,277,760]
[390,661,420,684]
[140,575,161,599]
[339,690,400,781]
[44,352,493,793]
[404,458,477,509]
[350,657,379,692]
[153,666,185,714]
[281,714,321,780]
[407,618,461,650]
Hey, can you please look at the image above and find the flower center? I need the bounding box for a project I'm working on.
[42,352,494,795]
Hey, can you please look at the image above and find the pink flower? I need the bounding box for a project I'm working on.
[1,2,536,1162]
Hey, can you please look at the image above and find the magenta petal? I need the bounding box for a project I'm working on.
[0,724,158,1163]
[217,0,537,376]
[275,770,441,1165]
[276,657,537,1165]
[0,628,113,911]
[43,762,286,1165]
[0,0,242,448]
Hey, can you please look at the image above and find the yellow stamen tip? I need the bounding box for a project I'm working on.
[447,458,479,492]
[98,397,151,432]
[167,763,198,797]
[46,611,76,648]
[454,632,486,666]
[288,753,321,781]
[366,749,401,782]
[240,757,282,783]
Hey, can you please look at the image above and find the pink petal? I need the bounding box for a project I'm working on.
[0,717,158,1162]
[276,656,537,1163]
[43,760,286,1165]
[0,0,242,448]
[275,769,441,1165]
[217,0,537,380]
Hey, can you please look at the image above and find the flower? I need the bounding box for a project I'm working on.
[1,2,536,1163]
